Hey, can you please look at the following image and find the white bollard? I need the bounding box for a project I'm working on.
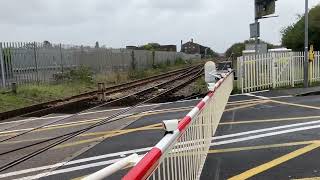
[205,61,217,91]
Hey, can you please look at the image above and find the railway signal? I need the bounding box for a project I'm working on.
[255,0,277,19]
[252,0,278,55]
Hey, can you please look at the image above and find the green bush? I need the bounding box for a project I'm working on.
[69,66,93,83]
[225,40,276,57]
[174,58,186,65]
[193,77,207,94]
[54,66,93,84]
[128,70,147,79]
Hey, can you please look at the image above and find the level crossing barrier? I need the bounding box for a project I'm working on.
[81,71,233,180]
[122,71,233,180]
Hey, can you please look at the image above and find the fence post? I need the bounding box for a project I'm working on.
[0,43,6,88]
[241,57,245,93]
[152,50,155,67]
[271,53,276,88]
[237,57,244,93]
[131,50,136,70]
[33,42,40,85]
[291,52,295,87]
[59,43,64,74]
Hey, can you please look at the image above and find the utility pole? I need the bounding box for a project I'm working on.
[254,0,259,55]
[303,0,309,88]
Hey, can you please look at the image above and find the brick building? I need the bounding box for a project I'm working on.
[181,39,211,57]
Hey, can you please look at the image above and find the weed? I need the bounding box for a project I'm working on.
[193,77,207,94]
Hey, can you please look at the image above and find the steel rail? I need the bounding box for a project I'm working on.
[0,65,197,120]
[0,66,200,144]
[0,68,204,173]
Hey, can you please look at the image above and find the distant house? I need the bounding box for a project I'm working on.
[157,45,177,52]
[126,46,139,50]
[181,39,211,57]
[126,44,177,52]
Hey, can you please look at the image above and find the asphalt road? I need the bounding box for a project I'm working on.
[1,88,320,180]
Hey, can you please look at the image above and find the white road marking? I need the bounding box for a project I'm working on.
[244,93,293,100]
[0,147,151,178]
[230,90,270,96]
[212,124,320,146]
[213,119,320,140]
[0,115,70,126]
[244,93,270,100]
[0,106,194,135]
[13,158,124,180]
[269,95,293,99]
[4,120,320,179]
[0,98,200,126]
[0,93,309,178]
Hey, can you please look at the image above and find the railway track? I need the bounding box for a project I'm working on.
[0,65,200,121]
[0,65,204,173]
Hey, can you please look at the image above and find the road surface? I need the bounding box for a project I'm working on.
[1,89,320,180]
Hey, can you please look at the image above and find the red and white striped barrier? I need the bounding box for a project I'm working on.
[122,72,234,180]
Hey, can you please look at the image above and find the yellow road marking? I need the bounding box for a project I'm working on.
[71,177,83,180]
[293,177,320,180]
[271,100,320,110]
[209,140,319,154]
[227,101,265,106]
[53,123,162,149]
[0,118,105,135]
[0,106,192,137]
[228,143,320,180]
[224,100,270,112]
[0,101,258,138]
[220,115,320,125]
[227,99,265,105]
[5,114,320,146]
[0,100,268,147]
[0,123,162,145]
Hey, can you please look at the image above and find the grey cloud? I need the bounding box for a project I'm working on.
[0,0,319,52]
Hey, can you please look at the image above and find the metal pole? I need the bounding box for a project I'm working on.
[33,42,40,85]
[59,43,64,74]
[0,43,6,88]
[254,0,258,56]
[304,0,309,87]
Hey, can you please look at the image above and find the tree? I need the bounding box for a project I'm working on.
[225,42,246,58]
[281,5,320,51]
[95,41,100,48]
[206,49,220,58]
[225,39,276,57]
[141,43,160,51]
[43,40,52,48]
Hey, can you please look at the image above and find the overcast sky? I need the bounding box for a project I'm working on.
[0,0,319,52]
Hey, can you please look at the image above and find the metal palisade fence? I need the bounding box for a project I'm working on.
[237,51,320,93]
[0,42,200,89]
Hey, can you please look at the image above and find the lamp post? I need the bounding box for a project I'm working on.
[303,0,309,88]
[254,0,259,55]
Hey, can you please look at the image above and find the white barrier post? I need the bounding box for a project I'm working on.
[204,61,217,90]
[82,154,140,180]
